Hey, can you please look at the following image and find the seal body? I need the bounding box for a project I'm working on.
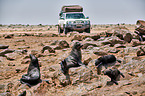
[20,54,41,87]
[95,55,119,74]
[60,42,84,75]
[104,69,125,85]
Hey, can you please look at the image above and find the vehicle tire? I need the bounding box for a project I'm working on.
[58,26,63,34]
[139,35,143,41]
[86,28,90,33]
[64,28,68,34]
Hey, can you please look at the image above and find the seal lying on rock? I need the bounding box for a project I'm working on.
[95,55,121,74]
[20,54,41,87]
[104,69,125,85]
[60,42,84,75]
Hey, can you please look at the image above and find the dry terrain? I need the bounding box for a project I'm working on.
[0,24,145,96]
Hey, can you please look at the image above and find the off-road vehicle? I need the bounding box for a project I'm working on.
[58,5,90,34]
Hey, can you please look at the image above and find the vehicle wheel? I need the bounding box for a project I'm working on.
[139,35,143,41]
[64,28,68,34]
[86,28,90,33]
[58,26,63,34]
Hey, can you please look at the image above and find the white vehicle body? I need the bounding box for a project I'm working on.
[58,12,90,34]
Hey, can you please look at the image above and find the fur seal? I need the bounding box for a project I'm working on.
[60,42,84,75]
[60,42,85,84]
[95,55,121,74]
[60,41,86,82]
[20,54,41,87]
[104,69,125,85]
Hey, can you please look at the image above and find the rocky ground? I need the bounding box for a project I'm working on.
[0,24,145,96]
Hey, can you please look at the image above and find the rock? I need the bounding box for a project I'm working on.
[0,49,15,56]
[8,63,15,66]
[128,72,135,76]
[41,46,55,53]
[114,44,126,48]
[71,34,83,41]
[34,81,51,95]
[137,46,145,56]
[0,84,5,90]
[0,92,11,96]
[101,36,125,46]
[0,44,9,49]
[18,90,26,96]
[108,48,120,53]
[124,47,139,55]
[70,66,93,85]
[91,35,100,40]
[50,40,59,45]
[124,33,133,43]
[18,46,30,49]
[5,82,14,92]
[93,50,107,56]
[83,57,92,65]
[4,34,14,39]
[82,42,98,49]
[54,40,69,50]
[15,39,25,42]
[83,82,102,91]
[5,53,19,60]
[131,39,142,47]
[31,50,39,55]
[137,73,143,77]
[84,37,94,41]
[58,40,69,49]
[21,59,30,64]
[16,68,21,73]
[137,50,145,56]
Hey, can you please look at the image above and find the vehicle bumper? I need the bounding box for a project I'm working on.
[65,24,90,31]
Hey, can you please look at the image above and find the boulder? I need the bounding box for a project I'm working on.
[71,34,83,41]
[0,49,15,56]
[54,40,69,50]
[41,46,55,53]
[0,44,9,49]
[93,50,107,56]
[82,42,98,49]
[83,57,92,65]
[4,34,14,39]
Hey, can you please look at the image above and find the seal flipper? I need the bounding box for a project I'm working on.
[111,79,118,85]
[60,59,68,74]
[97,63,103,75]
[20,79,32,88]
[120,73,125,78]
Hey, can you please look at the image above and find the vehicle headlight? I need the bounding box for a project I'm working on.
[85,21,90,24]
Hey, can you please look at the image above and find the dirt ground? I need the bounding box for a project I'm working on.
[1,24,145,96]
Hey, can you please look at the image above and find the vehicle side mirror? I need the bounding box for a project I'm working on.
[60,17,64,20]
[86,17,89,19]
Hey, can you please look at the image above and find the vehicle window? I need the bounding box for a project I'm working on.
[66,13,85,19]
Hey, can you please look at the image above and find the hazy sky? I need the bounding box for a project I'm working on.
[0,0,145,25]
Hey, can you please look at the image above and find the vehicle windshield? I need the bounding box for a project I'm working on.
[66,13,85,19]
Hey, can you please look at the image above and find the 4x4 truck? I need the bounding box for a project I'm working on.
[58,5,90,34]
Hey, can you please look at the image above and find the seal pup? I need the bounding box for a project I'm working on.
[95,55,121,74]
[104,69,125,85]
[60,42,85,83]
[20,54,41,87]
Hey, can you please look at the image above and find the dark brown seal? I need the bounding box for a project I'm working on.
[20,54,41,87]
[104,69,125,85]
